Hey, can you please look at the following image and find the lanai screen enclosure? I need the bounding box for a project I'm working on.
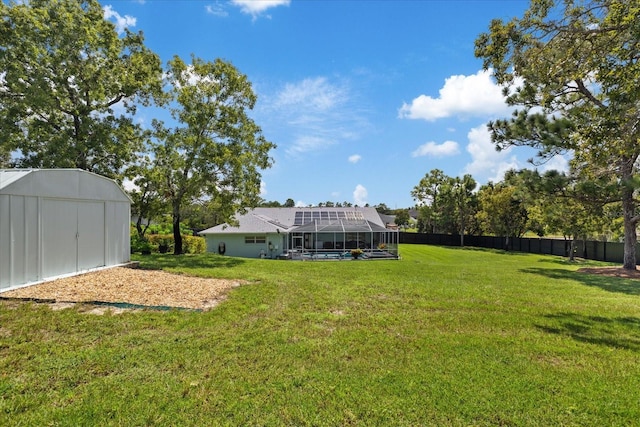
[0,169,131,291]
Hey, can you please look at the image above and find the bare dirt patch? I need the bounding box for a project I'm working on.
[576,266,640,280]
[1,266,245,312]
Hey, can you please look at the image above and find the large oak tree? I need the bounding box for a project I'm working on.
[475,0,640,269]
[0,0,163,179]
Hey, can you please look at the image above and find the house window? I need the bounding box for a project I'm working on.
[245,235,266,244]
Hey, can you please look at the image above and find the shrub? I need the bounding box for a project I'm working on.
[147,235,173,253]
[182,235,206,254]
[146,234,206,254]
[130,234,153,254]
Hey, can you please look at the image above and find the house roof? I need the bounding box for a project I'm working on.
[200,207,391,235]
[378,213,396,226]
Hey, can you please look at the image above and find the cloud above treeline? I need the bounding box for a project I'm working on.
[353,184,368,206]
[230,0,290,18]
[398,69,511,121]
[263,76,369,157]
[411,140,460,158]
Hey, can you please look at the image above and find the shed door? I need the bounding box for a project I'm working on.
[78,202,105,270]
[42,199,105,279]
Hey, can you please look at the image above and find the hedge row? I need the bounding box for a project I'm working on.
[131,234,206,254]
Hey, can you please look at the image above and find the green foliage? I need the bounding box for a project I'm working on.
[2,245,640,425]
[394,209,410,228]
[151,55,275,254]
[0,0,163,178]
[475,0,640,268]
[412,169,477,238]
[476,183,528,240]
[130,233,153,255]
[128,157,167,238]
[143,234,206,254]
[146,221,191,236]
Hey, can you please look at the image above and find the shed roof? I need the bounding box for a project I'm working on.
[0,169,130,203]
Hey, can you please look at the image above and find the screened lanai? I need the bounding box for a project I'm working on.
[288,215,399,259]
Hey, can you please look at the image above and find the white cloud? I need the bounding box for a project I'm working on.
[205,3,228,17]
[348,154,362,163]
[540,154,570,174]
[399,69,513,121]
[122,178,138,192]
[464,124,521,183]
[411,140,460,158]
[265,76,369,157]
[103,5,136,34]
[287,135,328,155]
[295,200,308,207]
[260,180,267,196]
[276,77,346,111]
[231,0,290,18]
[353,184,368,206]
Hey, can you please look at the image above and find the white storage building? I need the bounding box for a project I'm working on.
[0,169,131,292]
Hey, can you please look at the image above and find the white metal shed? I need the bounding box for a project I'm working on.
[0,169,131,292]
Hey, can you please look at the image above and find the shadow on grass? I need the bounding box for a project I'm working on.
[449,246,529,256]
[535,257,616,267]
[536,313,640,352]
[134,253,246,270]
[521,267,640,296]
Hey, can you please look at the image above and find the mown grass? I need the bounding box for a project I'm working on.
[1,244,639,426]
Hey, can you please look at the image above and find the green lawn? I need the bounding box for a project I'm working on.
[1,245,639,426]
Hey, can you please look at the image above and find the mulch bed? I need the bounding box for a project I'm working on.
[576,266,640,280]
[0,266,246,312]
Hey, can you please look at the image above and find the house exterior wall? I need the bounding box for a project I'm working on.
[0,170,131,291]
[205,233,286,259]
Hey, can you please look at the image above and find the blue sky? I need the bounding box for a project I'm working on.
[106,0,568,208]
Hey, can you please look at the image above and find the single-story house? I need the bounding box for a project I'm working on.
[0,169,131,291]
[199,207,399,260]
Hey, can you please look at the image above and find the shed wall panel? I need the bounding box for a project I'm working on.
[78,201,105,271]
[0,195,10,289]
[10,195,26,286]
[106,202,130,265]
[24,196,39,284]
[42,199,78,279]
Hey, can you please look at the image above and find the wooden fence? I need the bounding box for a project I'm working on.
[399,232,638,265]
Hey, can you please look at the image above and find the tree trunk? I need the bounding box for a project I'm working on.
[569,238,576,262]
[173,204,183,255]
[136,218,144,238]
[621,160,637,270]
[622,192,636,270]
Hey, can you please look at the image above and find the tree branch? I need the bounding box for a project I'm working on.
[574,78,606,109]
